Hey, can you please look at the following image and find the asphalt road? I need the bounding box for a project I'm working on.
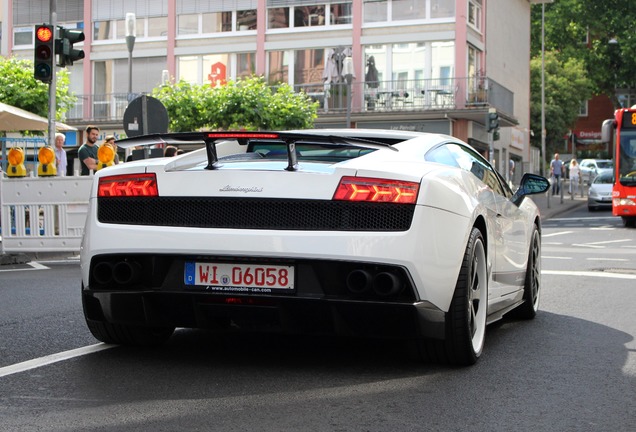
[1,207,635,431]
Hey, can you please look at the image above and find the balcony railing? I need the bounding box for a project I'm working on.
[65,77,513,123]
[66,93,140,123]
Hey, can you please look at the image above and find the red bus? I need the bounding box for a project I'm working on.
[601,108,636,227]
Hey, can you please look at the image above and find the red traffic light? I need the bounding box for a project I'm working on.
[36,26,53,43]
[34,24,54,83]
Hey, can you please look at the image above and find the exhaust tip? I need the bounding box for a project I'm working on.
[112,261,141,285]
[373,272,403,297]
[93,261,113,285]
[346,269,373,295]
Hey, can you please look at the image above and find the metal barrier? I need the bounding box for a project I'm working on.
[0,174,93,253]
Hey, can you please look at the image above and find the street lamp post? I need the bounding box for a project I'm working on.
[125,13,137,101]
[531,0,554,177]
[540,2,547,177]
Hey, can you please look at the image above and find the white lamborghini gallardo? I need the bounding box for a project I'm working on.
[80,129,550,365]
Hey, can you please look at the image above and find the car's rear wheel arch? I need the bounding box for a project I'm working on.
[472,215,488,256]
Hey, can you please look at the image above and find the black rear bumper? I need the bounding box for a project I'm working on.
[82,290,446,340]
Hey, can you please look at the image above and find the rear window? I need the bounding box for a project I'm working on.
[248,142,375,162]
[596,161,613,169]
[594,173,613,184]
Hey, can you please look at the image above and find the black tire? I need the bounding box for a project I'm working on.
[511,226,541,320]
[420,227,488,366]
[623,217,636,228]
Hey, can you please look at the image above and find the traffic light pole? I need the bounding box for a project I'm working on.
[48,0,57,148]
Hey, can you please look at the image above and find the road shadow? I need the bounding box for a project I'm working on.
[2,311,635,431]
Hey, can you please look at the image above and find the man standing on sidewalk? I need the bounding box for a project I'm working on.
[79,125,100,176]
[550,153,564,195]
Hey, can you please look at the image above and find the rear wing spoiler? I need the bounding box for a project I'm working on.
[114,131,399,172]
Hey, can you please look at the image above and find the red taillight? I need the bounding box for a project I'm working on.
[98,173,158,197]
[333,176,419,204]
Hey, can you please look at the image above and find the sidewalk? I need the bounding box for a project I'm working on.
[530,191,587,221]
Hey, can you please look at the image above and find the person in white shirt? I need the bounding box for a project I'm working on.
[54,132,68,176]
[569,159,581,195]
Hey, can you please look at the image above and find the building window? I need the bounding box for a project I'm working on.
[13,27,33,46]
[294,5,326,27]
[365,0,449,22]
[579,100,588,117]
[468,0,482,31]
[93,21,113,40]
[178,56,199,84]
[178,14,199,35]
[431,0,455,18]
[202,12,232,33]
[237,53,256,78]
[268,7,290,29]
[392,0,426,20]
[237,10,257,30]
[294,48,325,86]
[148,17,168,37]
[203,54,231,87]
[267,51,290,84]
[331,2,353,24]
[364,0,388,22]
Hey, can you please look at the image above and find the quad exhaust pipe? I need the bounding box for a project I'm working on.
[346,269,404,297]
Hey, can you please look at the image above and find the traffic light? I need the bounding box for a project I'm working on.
[487,110,499,132]
[57,27,85,67]
[34,24,54,83]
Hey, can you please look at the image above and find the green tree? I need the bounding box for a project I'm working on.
[0,57,76,121]
[151,80,214,132]
[152,76,318,132]
[531,0,636,102]
[530,51,593,158]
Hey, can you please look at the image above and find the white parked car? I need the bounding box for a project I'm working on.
[80,129,550,366]
[587,172,613,211]
[579,159,613,184]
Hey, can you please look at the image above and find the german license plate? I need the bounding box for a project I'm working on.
[184,261,294,294]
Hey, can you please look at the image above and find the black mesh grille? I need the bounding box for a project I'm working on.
[97,197,414,231]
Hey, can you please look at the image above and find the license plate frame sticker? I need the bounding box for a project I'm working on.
[184,261,295,293]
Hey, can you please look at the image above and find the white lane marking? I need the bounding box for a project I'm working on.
[549,216,618,222]
[542,231,573,238]
[0,343,115,378]
[583,239,632,246]
[586,257,629,262]
[572,243,605,249]
[542,256,572,260]
[0,261,50,273]
[542,270,636,280]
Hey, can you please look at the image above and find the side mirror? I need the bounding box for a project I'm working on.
[512,173,550,206]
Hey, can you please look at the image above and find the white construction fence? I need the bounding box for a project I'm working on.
[0,174,93,254]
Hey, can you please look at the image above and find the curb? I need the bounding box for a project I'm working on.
[0,253,30,266]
